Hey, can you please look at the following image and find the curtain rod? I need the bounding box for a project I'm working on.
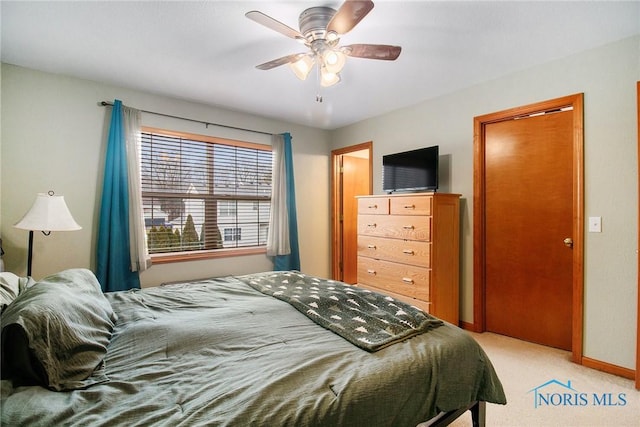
[99,101,273,136]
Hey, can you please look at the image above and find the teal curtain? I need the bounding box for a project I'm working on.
[274,133,300,271]
[96,100,140,291]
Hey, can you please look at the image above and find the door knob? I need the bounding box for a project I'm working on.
[563,237,573,248]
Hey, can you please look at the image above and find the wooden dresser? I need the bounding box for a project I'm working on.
[356,192,460,325]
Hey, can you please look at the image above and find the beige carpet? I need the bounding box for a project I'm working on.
[449,332,639,427]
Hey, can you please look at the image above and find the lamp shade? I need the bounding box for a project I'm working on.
[321,49,346,74]
[14,193,81,231]
[320,68,341,87]
[289,54,314,80]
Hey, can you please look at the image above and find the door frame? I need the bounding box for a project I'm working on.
[331,142,373,280]
[473,93,584,363]
[636,81,639,390]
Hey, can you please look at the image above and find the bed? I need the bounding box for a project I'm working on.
[1,269,506,426]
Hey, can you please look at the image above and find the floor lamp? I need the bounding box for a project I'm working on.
[14,191,81,277]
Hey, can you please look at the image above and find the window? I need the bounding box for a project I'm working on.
[141,127,272,261]
[224,227,242,242]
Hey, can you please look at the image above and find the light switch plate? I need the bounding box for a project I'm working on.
[588,216,602,233]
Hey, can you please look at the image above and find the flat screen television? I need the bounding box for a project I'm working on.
[382,145,439,193]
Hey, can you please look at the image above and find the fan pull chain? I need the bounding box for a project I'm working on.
[315,62,323,103]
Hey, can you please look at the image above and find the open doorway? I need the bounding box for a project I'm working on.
[331,142,372,282]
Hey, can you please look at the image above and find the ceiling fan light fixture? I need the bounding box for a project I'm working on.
[326,30,339,42]
[321,48,346,74]
[289,55,315,80]
[320,67,341,87]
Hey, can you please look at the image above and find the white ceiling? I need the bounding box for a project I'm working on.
[2,1,639,130]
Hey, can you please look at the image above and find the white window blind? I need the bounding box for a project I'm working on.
[140,129,272,255]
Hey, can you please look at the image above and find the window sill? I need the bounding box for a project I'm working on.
[150,247,267,264]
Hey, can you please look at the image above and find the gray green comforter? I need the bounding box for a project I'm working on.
[1,272,505,426]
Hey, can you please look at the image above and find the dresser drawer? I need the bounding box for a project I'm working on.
[390,196,432,215]
[357,197,389,215]
[357,257,430,301]
[358,214,431,241]
[357,235,431,268]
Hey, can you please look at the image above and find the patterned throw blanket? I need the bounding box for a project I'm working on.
[236,271,443,352]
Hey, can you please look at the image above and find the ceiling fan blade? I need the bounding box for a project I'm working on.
[326,0,374,35]
[343,44,402,60]
[246,10,305,41]
[256,53,307,70]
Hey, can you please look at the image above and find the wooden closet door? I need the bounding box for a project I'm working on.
[485,110,573,350]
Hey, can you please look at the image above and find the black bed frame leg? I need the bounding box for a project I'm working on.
[471,401,486,427]
[423,401,486,427]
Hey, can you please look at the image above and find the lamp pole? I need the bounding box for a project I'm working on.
[27,230,34,277]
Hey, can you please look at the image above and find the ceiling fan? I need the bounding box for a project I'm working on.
[246,0,401,87]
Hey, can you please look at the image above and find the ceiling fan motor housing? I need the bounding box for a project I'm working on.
[299,7,337,43]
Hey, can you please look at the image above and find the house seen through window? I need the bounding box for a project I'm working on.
[141,127,272,260]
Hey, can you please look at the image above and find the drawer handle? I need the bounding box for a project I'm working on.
[404,204,415,209]
[367,223,377,228]
[402,249,415,255]
[403,225,415,230]
[367,244,377,249]
[368,204,378,209]
[367,269,377,275]
[402,277,414,284]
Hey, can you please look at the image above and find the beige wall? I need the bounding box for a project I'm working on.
[331,35,640,370]
[0,64,332,286]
